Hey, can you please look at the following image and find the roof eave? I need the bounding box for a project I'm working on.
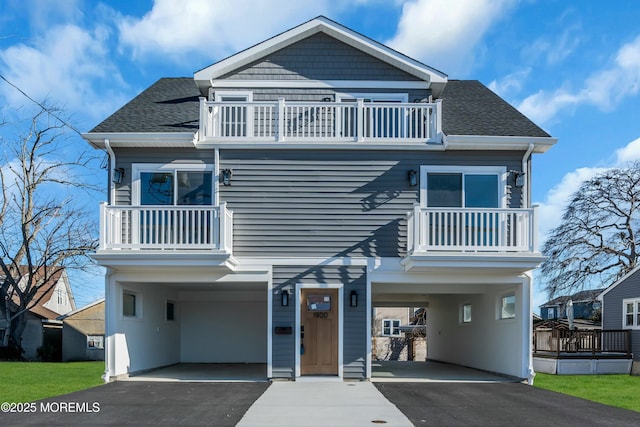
[82,132,196,149]
[443,135,557,153]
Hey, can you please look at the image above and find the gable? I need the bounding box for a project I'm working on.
[220,33,421,82]
[602,266,640,303]
[194,16,446,95]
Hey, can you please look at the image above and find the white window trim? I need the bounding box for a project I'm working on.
[461,303,472,324]
[498,293,516,320]
[419,165,507,208]
[622,298,640,329]
[87,335,104,350]
[214,90,253,102]
[132,163,215,206]
[335,92,409,103]
[122,289,142,320]
[382,319,401,336]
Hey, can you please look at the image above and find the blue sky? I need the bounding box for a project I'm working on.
[1,0,640,310]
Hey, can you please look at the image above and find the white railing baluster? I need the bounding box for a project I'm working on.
[197,100,441,143]
[407,207,536,254]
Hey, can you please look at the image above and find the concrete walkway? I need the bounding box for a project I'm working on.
[237,381,412,427]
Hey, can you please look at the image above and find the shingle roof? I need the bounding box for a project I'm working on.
[90,78,201,133]
[89,78,550,139]
[540,288,606,307]
[440,80,550,137]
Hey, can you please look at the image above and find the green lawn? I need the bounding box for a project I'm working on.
[0,361,104,403]
[534,373,640,412]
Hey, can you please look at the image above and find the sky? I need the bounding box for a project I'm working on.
[1,0,640,310]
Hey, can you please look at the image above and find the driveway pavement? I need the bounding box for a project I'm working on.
[2,380,639,426]
[375,382,640,426]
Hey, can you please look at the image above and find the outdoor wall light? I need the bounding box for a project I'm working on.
[112,168,125,184]
[514,171,525,188]
[220,169,233,186]
[408,170,418,187]
[350,290,358,308]
[281,290,290,307]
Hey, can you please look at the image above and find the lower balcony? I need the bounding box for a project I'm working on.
[403,205,543,273]
[94,202,235,269]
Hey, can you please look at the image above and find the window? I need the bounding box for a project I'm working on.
[123,291,137,317]
[623,298,640,329]
[547,307,556,319]
[87,335,104,349]
[166,301,176,321]
[422,166,506,208]
[139,170,212,206]
[57,288,64,305]
[215,91,253,137]
[500,294,516,319]
[382,319,401,336]
[461,304,472,323]
[336,93,408,139]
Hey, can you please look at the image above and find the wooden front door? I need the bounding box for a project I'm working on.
[300,288,339,376]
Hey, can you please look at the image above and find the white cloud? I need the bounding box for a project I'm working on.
[117,0,339,61]
[518,35,640,125]
[615,136,640,163]
[386,0,516,76]
[487,68,531,98]
[0,24,128,124]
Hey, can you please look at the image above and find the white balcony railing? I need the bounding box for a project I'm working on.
[407,206,538,254]
[99,202,233,252]
[197,98,442,143]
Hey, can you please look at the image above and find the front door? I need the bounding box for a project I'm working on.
[300,288,338,375]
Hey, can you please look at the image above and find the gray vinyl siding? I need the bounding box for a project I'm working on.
[113,147,214,205]
[271,265,367,379]
[220,33,420,82]
[220,150,524,258]
[603,269,640,360]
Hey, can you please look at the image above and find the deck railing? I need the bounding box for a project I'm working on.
[198,98,442,143]
[407,206,538,253]
[533,328,632,358]
[99,202,233,252]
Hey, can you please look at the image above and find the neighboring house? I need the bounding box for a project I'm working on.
[599,266,640,373]
[83,17,556,382]
[0,268,76,360]
[58,298,105,362]
[539,289,604,321]
[372,307,425,361]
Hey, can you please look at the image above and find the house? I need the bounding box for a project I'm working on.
[539,289,604,322]
[372,307,426,361]
[82,16,556,382]
[599,266,640,374]
[0,268,76,360]
[58,298,105,362]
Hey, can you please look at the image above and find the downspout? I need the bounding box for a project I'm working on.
[104,139,115,205]
[521,143,535,384]
[521,143,535,208]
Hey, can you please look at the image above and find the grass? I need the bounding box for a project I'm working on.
[0,361,104,403]
[534,373,640,412]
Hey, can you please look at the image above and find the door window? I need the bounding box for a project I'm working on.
[426,171,500,208]
[138,169,213,206]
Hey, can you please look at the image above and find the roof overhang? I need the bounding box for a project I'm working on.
[82,133,196,149]
[194,16,447,97]
[443,135,557,153]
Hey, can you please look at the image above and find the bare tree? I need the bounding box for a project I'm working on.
[0,106,100,355]
[540,163,640,297]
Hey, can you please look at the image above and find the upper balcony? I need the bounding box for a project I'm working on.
[403,205,544,273]
[196,98,442,145]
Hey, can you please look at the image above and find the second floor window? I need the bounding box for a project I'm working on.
[134,164,214,206]
[623,299,640,328]
[421,166,506,209]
